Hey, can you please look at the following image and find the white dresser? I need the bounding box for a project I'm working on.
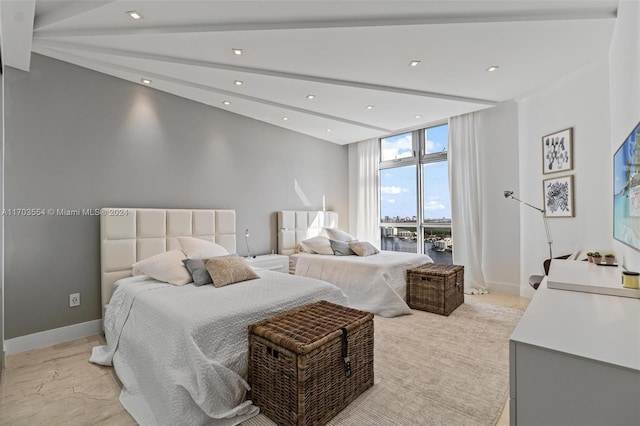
[510,260,640,426]
[247,254,289,274]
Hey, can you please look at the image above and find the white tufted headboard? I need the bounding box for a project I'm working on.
[277,210,339,255]
[100,208,236,308]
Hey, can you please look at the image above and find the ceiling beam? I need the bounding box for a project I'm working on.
[1,0,36,71]
[33,8,617,38]
[33,1,117,30]
[32,45,393,134]
[33,39,497,106]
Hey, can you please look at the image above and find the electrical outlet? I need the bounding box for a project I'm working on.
[69,293,80,307]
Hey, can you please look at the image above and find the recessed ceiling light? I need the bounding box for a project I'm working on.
[365,105,374,110]
[141,78,152,85]
[232,48,243,55]
[282,117,289,121]
[222,101,231,105]
[326,129,332,132]
[126,11,143,20]
[409,60,421,67]
[486,65,499,72]
[234,80,243,86]
[306,94,316,99]
[415,115,422,119]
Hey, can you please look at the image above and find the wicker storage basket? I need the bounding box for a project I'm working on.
[407,263,464,316]
[248,300,374,426]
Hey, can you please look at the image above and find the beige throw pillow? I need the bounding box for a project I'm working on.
[206,256,259,288]
[349,241,380,257]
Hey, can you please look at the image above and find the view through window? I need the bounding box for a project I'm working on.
[379,124,452,264]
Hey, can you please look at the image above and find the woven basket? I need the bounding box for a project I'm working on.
[407,263,464,316]
[248,300,374,426]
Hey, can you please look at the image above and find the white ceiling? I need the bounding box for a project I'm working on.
[2,0,618,144]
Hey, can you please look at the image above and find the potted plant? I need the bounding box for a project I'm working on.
[604,253,616,265]
[586,252,594,263]
[592,252,602,264]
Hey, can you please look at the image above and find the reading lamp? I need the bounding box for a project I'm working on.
[245,229,252,259]
[504,190,553,263]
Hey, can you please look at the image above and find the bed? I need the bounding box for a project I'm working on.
[90,208,348,426]
[278,210,433,317]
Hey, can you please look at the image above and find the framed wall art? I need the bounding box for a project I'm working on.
[543,175,574,218]
[542,128,573,174]
[613,120,639,251]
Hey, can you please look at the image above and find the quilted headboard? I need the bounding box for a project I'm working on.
[100,208,236,307]
[277,210,338,255]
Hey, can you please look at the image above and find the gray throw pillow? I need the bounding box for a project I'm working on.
[330,239,356,256]
[182,258,213,286]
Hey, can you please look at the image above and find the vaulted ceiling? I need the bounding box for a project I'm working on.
[2,1,618,144]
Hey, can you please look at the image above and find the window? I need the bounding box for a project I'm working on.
[379,123,452,263]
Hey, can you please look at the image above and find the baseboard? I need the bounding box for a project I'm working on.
[4,319,102,355]
[487,281,520,296]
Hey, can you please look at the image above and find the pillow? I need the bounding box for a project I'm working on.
[206,257,259,288]
[325,228,356,242]
[330,239,355,256]
[132,250,192,285]
[183,254,239,286]
[349,241,380,257]
[182,259,212,286]
[178,237,229,259]
[299,236,334,255]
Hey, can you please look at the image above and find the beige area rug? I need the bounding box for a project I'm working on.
[242,299,523,426]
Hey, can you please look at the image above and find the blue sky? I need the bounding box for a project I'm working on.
[380,125,451,220]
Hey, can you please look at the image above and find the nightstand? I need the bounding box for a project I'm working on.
[247,254,289,274]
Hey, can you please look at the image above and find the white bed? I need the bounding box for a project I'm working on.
[278,211,433,317]
[91,208,348,426]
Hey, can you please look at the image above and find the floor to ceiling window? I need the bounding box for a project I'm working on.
[379,123,452,264]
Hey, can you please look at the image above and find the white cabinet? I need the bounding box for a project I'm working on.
[247,254,289,274]
[510,261,640,426]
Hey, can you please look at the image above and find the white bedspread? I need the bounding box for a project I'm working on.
[90,272,347,426]
[293,250,432,317]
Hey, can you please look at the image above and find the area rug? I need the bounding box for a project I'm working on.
[242,299,524,426]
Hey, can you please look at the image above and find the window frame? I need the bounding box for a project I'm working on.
[378,121,450,257]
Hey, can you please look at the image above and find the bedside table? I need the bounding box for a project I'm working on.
[247,254,289,274]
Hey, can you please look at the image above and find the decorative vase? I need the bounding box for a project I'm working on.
[592,256,602,265]
[605,256,616,265]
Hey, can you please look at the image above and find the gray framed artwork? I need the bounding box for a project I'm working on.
[542,128,573,174]
[543,175,574,218]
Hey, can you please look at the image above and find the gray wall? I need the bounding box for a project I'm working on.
[4,54,349,339]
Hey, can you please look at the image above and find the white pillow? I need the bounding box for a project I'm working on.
[131,250,192,285]
[299,236,334,255]
[325,228,357,242]
[178,236,229,258]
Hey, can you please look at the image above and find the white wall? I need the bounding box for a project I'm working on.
[477,101,521,294]
[609,0,640,272]
[517,57,612,298]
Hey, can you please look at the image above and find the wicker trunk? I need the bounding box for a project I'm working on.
[407,263,464,316]
[248,300,374,426]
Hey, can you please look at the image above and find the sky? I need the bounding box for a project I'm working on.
[380,125,451,220]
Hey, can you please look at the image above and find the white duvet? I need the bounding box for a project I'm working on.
[293,250,432,317]
[90,271,348,426]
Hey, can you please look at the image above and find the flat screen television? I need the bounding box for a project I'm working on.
[613,120,640,251]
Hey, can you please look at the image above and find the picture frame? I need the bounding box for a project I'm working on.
[613,120,639,251]
[542,128,573,174]
[543,175,574,218]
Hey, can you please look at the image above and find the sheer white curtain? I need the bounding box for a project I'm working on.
[449,113,487,291]
[348,138,380,246]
